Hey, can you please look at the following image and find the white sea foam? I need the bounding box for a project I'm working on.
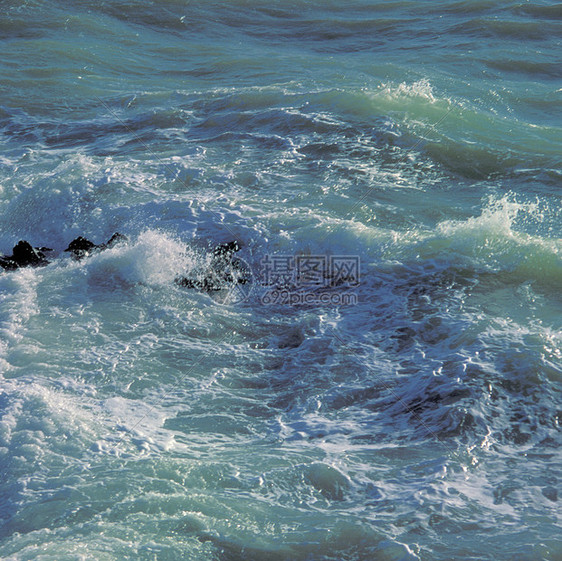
[0,1,560,559]
[379,79,439,104]
[0,269,39,372]
[83,230,193,288]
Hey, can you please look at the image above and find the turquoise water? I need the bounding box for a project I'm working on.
[0,1,561,560]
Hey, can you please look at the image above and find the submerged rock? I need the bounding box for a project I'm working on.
[304,463,351,501]
[175,240,250,293]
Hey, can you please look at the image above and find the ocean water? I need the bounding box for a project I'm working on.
[0,1,561,559]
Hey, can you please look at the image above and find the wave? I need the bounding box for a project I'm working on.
[2,67,559,180]
[451,17,557,40]
[395,195,562,289]
[484,57,562,79]
[0,3,560,558]
[515,2,562,20]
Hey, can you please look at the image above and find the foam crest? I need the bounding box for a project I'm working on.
[422,195,561,279]
[84,230,194,288]
[379,79,439,104]
[438,196,525,240]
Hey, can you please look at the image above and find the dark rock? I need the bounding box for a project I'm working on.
[0,241,50,270]
[1,235,251,296]
[64,233,127,260]
[106,232,127,248]
[64,236,97,259]
[0,256,18,271]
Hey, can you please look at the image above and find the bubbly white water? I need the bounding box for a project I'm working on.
[0,1,560,560]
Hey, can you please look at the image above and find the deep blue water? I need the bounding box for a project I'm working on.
[0,1,561,560]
